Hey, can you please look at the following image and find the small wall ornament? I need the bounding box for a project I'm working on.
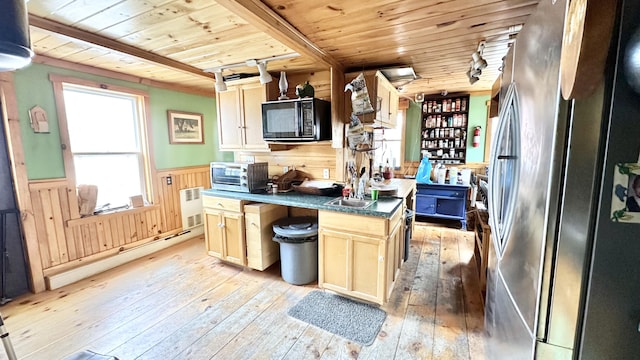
[611,162,640,222]
[29,105,49,133]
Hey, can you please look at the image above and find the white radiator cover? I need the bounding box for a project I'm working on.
[179,186,204,229]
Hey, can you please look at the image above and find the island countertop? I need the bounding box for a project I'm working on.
[202,189,403,218]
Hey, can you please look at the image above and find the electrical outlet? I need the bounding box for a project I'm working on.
[283,166,289,173]
[323,168,330,179]
[166,176,172,185]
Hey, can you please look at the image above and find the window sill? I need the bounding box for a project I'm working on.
[66,204,160,227]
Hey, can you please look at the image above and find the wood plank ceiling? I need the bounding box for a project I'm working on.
[25,0,541,98]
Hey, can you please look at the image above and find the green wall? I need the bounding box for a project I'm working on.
[13,62,233,180]
[405,100,422,161]
[404,94,490,163]
[466,94,490,163]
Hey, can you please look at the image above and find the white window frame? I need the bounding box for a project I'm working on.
[374,110,406,171]
[50,75,155,215]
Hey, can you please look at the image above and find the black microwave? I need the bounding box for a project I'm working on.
[262,98,332,142]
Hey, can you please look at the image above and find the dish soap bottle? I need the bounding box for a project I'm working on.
[383,159,393,180]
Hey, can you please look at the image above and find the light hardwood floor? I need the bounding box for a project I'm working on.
[0,224,485,360]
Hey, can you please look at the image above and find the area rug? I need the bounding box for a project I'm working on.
[287,290,387,345]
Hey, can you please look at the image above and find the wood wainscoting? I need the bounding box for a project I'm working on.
[28,165,210,288]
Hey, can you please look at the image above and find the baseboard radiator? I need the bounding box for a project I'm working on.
[180,186,204,229]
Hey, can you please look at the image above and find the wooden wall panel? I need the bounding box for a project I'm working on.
[156,165,211,232]
[28,165,210,275]
[245,143,338,181]
[284,70,331,100]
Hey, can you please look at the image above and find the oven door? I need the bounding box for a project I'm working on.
[210,163,243,188]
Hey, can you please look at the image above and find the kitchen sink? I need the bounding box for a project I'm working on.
[324,197,374,209]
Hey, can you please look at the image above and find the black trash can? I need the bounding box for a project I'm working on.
[404,209,414,261]
[272,217,318,285]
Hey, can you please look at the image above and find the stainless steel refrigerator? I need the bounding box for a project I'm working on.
[485,0,640,358]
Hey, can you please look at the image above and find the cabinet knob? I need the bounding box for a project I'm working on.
[379,256,384,262]
[216,202,224,207]
[250,222,258,228]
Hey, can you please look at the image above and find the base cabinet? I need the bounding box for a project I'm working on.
[244,203,288,270]
[203,196,247,266]
[416,183,469,230]
[318,207,403,305]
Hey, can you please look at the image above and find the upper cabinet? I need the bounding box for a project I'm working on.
[216,78,278,151]
[344,70,400,129]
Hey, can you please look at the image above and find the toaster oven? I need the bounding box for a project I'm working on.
[210,162,269,193]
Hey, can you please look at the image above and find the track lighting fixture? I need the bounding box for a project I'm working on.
[214,70,227,92]
[204,53,300,92]
[256,62,272,84]
[466,41,487,85]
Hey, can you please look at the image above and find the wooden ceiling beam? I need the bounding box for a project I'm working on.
[215,0,344,72]
[28,15,216,81]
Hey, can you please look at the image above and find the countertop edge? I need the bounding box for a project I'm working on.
[202,189,403,218]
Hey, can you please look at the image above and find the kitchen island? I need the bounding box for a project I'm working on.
[202,189,405,305]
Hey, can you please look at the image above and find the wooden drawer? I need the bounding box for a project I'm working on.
[203,196,245,212]
[319,206,401,237]
[417,187,465,198]
[244,203,288,271]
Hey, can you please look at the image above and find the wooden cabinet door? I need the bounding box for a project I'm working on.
[388,88,399,128]
[351,234,385,303]
[377,76,391,125]
[318,229,349,291]
[240,83,269,151]
[221,212,246,266]
[319,228,385,304]
[244,203,287,270]
[386,219,403,300]
[204,208,224,258]
[217,87,243,150]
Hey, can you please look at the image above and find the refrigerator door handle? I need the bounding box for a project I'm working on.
[488,82,521,259]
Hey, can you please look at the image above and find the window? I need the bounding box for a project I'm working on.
[374,110,405,171]
[54,79,151,210]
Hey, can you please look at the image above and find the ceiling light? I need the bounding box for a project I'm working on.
[256,62,272,84]
[469,76,480,85]
[214,71,227,92]
[472,52,488,70]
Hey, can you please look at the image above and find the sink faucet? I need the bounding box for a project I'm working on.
[355,177,365,200]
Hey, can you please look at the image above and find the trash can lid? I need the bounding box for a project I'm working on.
[273,216,318,238]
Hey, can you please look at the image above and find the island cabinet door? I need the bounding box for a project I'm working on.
[319,229,349,290]
[319,228,386,305]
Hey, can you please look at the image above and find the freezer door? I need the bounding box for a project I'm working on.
[485,0,568,358]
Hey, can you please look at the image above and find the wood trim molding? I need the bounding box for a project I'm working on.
[0,72,46,292]
[66,204,161,228]
[29,15,216,81]
[156,165,210,177]
[49,79,81,219]
[34,55,215,97]
[215,0,344,72]
[49,74,150,96]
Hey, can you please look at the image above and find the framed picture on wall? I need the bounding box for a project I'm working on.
[611,162,640,222]
[167,110,204,144]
